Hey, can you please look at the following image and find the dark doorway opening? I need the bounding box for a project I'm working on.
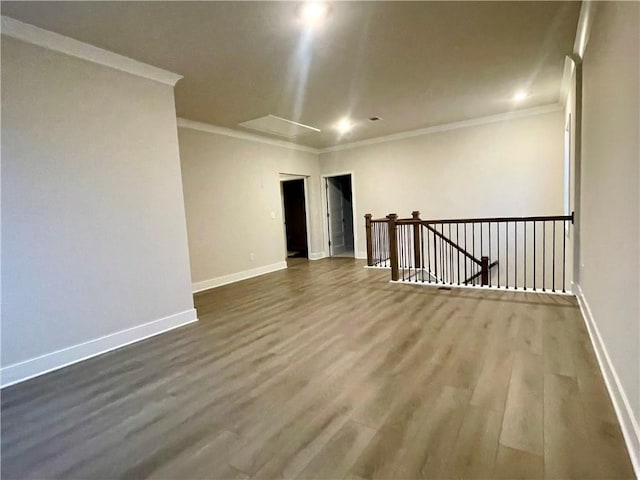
[326,174,354,257]
[281,179,308,258]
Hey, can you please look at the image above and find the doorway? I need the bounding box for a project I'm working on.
[281,178,308,258]
[325,174,354,257]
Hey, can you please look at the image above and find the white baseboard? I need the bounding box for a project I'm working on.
[0,308,198,388]
[192,261,287,293]
[575,284,640,477]
[309,252,365,260]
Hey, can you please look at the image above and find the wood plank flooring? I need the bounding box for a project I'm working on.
[1,258,635,479]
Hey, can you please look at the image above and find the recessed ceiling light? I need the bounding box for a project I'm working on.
[299,2,329,26]
[335,118,353,134]
[513,91,528,102]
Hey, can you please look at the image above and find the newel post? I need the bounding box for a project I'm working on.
[387,213,399,281]
[412,211,421,269]
[365,214,373,266]
[481,256,489,285]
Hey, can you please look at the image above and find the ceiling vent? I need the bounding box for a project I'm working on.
[238,115,320,139]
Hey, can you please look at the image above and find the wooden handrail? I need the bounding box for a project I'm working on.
[373,213,573,225]
[394,212,574,226]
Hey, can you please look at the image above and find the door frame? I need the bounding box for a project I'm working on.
[320,171,358,258]
[279,174,312,260]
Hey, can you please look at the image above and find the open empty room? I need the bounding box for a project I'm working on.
[1,2,638,479]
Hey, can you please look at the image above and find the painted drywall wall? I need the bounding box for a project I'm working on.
[579,1,639,430]
[1,37,196,374]
[178,126,323,288]
[320,110,566,260]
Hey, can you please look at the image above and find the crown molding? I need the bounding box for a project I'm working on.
[574,1,596,60]
[1,16,182,86]
[178,104,563,156]
[176,118,320,154]
[559,1,595,105]
[559,56,575,107]
[319,104,564,154]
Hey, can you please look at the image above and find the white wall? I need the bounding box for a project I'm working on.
[1,37,196,384]
[178,125,324,290]
[577,0,639,456]
[320,110,566,259]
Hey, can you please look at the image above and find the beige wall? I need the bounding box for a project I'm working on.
[320,110,566,258]
[178,127,323,286]
[1,38,195,371]
[579,1,639,426]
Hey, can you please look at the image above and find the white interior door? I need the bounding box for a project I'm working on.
[327,178,346,255]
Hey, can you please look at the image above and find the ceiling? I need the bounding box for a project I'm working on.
[1,1,580,148]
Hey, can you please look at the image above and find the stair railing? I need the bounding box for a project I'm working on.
[365,211,574,293]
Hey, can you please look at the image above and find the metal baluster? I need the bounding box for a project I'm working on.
[407,225,411,281]
[543,222,546,292]
[379,222,382,266]
[385,225,389,267]
[403,224,407,280]
[377,222,380,266]
[397,224,400,277]
[378,223,382,266]
[488,222,492,287]
[380,222,383,266]
[383,222,386,266]
[463,224,468,284]
[506,222,509,289]
[379,222,383,266]
[377,223,380,266]
[448,226,452,284]
[443,235,446,284]
[514,222,518,290]
[562,220,566,293]
[421,225,425,282]
[456,223,460,285]
[378,224,382,266]
[375,223,380,265]
[472,223,476,285]
[404,224,408,280]
[440,224,444,283]
[413,224,417,283]
[407,224,411,281]
[433,225,438,283]
[524,221,527,290]
[497,222,500,288]
[400,224,405,280]
[448,224,452,285]
[553,221,556,292]
[373,223,382,266]
[413,224,417,282]
[404,224,408,281]
[533,222,536,291]
[426,225,431,283]
[480,222,483,284]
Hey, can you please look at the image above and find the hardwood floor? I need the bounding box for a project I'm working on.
[1,258,635,479]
